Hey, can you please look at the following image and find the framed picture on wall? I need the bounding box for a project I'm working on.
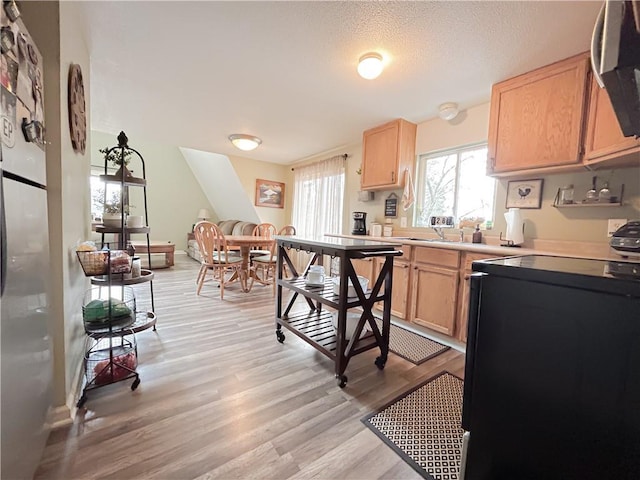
[255,179,285,208]
[505,179,544,209]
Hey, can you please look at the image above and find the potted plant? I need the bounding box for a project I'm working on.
[101,191,132,227]
[99,146,133,178]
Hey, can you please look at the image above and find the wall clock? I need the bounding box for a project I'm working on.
[68,63,86,154]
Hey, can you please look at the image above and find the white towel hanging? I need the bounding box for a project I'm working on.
[401,168,415,210]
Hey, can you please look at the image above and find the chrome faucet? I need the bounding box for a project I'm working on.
[432,227,447,241]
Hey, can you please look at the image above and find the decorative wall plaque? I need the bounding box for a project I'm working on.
[384,193,398,218]
[68,63,86,154]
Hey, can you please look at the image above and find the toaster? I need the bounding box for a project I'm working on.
[610,221,640,258]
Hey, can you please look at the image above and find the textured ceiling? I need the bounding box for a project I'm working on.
[77,1,602,164]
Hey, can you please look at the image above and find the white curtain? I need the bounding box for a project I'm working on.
[292,155,345,237]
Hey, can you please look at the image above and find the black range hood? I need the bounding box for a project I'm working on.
[592,1,640,137]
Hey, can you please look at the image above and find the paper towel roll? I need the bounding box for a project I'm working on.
[504,208,524,245]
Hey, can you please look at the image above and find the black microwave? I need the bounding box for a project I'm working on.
[591,0,640,138]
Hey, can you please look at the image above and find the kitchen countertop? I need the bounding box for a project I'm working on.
[329,233,640,263]
[275,235,400,251]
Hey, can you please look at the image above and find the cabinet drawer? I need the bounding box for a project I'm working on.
[397,244,412,262]
[413,247,459,269]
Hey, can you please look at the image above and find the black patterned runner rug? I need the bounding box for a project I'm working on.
[376,319,450,365]
[362,371,465,480]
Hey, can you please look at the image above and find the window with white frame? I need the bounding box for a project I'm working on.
[414,144,495,228]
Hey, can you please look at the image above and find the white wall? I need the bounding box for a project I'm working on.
[227,153,290,228]
[21,1,91,413]
[92,132,215,249]
[335,103,639,243]
[89,138,292,246]
[179,147,259,225]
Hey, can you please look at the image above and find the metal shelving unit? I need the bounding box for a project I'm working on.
[76,252,141,408]
[93,131,156,331]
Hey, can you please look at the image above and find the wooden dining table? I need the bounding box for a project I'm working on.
[225,235,274,292]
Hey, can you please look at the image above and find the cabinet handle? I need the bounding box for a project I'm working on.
[399,264,409,269]
[391,171,395,182]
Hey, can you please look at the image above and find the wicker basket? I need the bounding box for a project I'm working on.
[82,286,136,329]
[76,250,109,276]
[76,250,132,276]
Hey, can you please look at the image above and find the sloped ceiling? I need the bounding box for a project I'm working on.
[78,1,602,165]
[179,147,260,223]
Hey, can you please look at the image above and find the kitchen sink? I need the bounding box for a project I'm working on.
[393,237,453,242]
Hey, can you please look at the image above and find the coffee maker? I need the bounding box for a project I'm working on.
[352,211,367,235]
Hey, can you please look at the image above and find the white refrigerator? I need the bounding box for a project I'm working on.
[1,13,53,480]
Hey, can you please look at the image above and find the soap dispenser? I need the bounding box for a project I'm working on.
[472,224,483,244]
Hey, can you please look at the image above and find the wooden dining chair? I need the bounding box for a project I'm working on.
[250,223,277,257]
[277,225,296,278]
[250,239,277,295]
[193,221,243,299]
[278,225,296,236]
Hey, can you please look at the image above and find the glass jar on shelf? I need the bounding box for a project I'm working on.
[559,185,574,205]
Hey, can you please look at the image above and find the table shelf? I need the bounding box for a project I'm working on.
[278,309,379,359]
[90,269,154,286]
[84,311,156,336]
[279,276,384,309]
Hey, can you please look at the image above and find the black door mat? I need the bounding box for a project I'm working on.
[362,371,464,480]
[376,319,450,365]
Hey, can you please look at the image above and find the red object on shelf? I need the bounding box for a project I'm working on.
[93,352,136,385]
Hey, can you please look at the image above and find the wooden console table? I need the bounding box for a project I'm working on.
[131,241,175,268]
[274,235,402,387]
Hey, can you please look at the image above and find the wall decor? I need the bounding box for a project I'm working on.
[1,85,16,147]
[67,63,86,154]
[384,192,398,218]
[3,1,21,22]
[255,179,285,208]
[506,178,544,209]
[1,54,18,93]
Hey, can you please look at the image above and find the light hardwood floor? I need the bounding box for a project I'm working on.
[36,255,465,480]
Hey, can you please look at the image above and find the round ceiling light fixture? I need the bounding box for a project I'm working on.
[438,102,460,121]
[357,52,384,80]
[228,134,262,151]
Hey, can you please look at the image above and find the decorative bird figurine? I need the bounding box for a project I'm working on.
[518,187,531,199]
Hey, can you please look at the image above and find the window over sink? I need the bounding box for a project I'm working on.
[413,143,496,229]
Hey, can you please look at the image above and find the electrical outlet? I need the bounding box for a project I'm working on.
[607,218,627,237]
[400,217,407,228]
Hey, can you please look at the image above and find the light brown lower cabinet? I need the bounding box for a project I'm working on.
[457,273,472,343]
[373,259,411,319]
[350,258,374,284]
[409,263,459,336]
[456,253,497,342]
[359,244,498,343]
[406,247,460,336]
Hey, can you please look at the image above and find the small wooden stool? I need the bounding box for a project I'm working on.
[131,241,175,268]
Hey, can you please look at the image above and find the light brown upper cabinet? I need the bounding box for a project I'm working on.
[361,118,417,190]
[583,76,640,168]
[487,53,590,176]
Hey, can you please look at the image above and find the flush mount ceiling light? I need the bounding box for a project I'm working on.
[228,134,262,151]
[357,52,384,80]
[438,102,460,121]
